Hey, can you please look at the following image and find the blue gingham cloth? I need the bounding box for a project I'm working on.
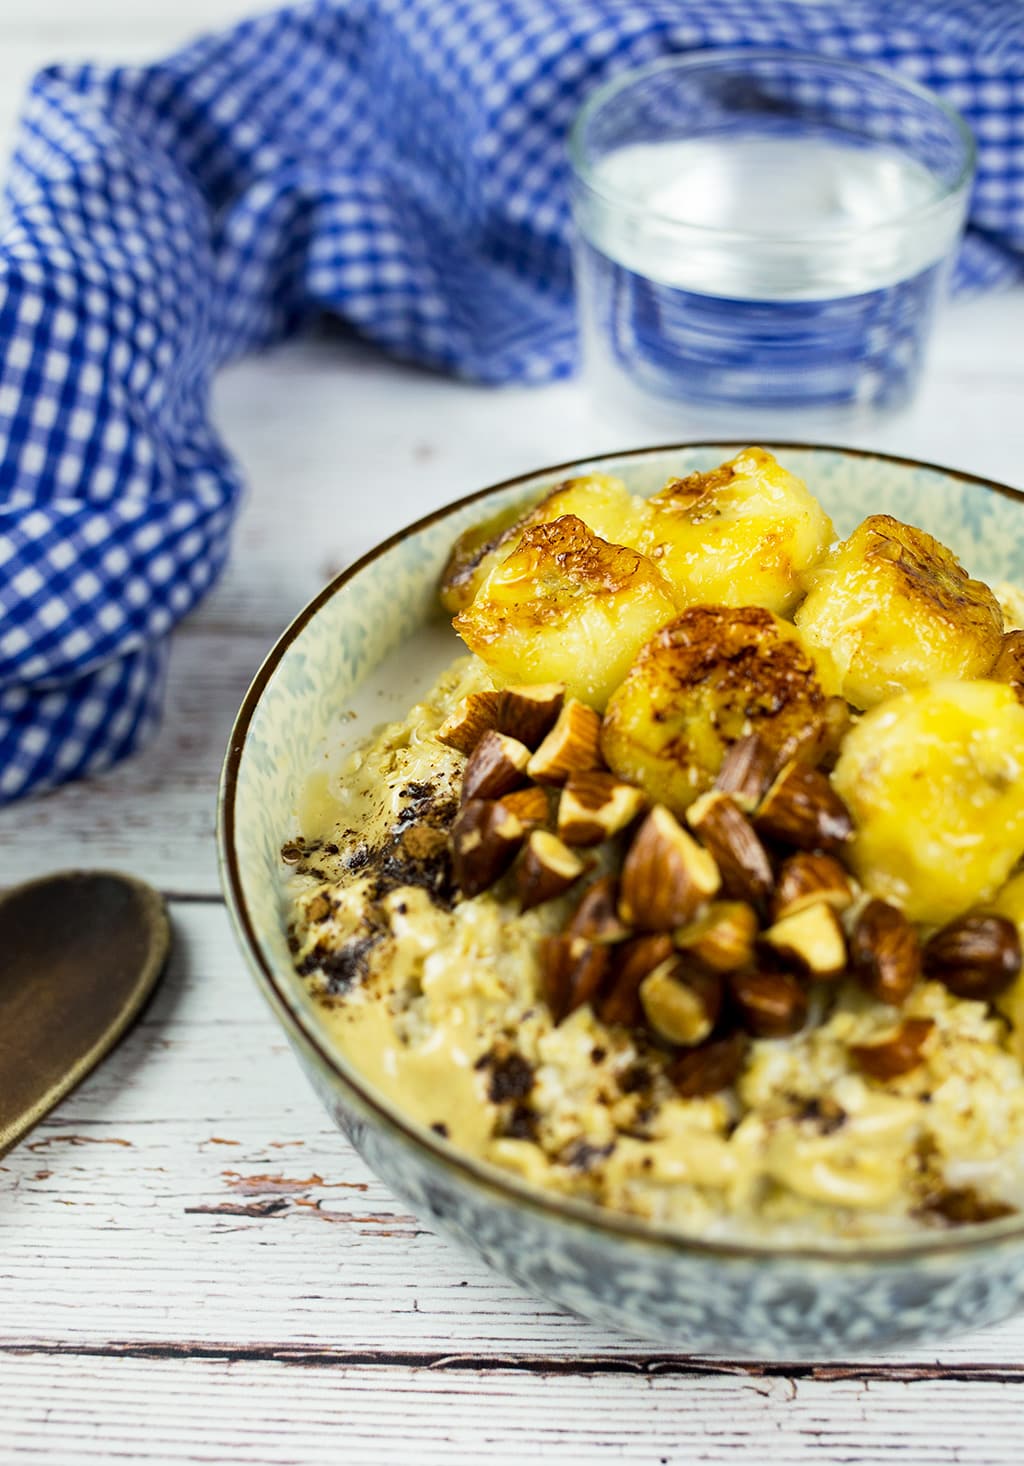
[2,1,1023,802]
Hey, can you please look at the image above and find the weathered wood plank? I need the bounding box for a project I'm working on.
[4,1353,1023,1465]
[0,0,257,38]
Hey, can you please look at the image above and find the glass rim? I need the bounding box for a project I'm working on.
[567,48,977,248]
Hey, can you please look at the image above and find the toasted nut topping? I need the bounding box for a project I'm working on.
[461,729,531,803]
[517,830,586,912]
[850,1017,935,1081]
[668,1032,749,1098]
[567,875,631,944]
[539,935,610,1024]
[923,913,1022,1000]
[675,901,758,974]
[754,761,854,852]
[450,799,524,898]
[527,699,603,785]
[498,785,551,831]
[597,934,675,1027]
[639,958,722,1046]
[773,852,854,922]
[620,806,721,932]
[436,690,502,753]
[497,683,565,747]
[850,899,921,1006]
[557,770,646,847]
[713,734,776,813]
[730,969,808,1038]
[686,791,774,908]
[764,901,846,979]
[778,695,852,772]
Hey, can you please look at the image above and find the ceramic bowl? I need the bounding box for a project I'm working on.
[219,442,1024,1359]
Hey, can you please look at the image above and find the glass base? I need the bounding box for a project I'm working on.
[574,238,946,435]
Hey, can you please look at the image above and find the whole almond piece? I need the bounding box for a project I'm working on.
[527,700,603,785]
[639,958,722,1047]
[764,901,847,980]
[675,901,758,974]
[539,935,610,1024]
[754,761,854,852]
[597,934,675,1027]
[686,791,774,908]
[436,690,502,754]
[517,831,585,912]
[461,729,531,803]
[567,875,631,944]
[850,1017,934,1080]
[773,852,854,922]
[850,899,921,1006]
[777,695,852,772]
[730,970,808,1038]
[497,683,565,748]
[620,806,720,931]
[668,1032,750,1098]
[498,785,551,831]
[923,913,1022,1000]
[450,799,524,898]
[713,734,776,813]
[557,770,646,847]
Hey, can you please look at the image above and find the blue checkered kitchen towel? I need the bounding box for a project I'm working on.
[1,0,1023,803]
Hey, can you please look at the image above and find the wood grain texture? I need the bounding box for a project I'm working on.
[4,1354,1024,1466]
[4,2,1024,1461]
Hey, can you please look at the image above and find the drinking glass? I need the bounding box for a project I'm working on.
[569,51,976,428]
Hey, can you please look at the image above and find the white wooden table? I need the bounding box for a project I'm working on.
[4,6,1024,1462]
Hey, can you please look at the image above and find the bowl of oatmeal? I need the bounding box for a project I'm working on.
[219,443,1024,1357]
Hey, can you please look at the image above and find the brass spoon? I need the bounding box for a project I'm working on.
[0,871,170,1157]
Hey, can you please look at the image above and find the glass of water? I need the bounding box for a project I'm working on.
[569,51,975,428]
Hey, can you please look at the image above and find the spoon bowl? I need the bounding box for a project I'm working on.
[0,870,170,1156]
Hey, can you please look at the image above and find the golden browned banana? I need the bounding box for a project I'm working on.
[795,514,1003,709]
[601,605,837,812]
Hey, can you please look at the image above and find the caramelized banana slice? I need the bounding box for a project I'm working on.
[832,679,1024,924]
[440,474,647,612]
[601,606,836,813]
[453,515,678,709]
[635,446,834,616]
[795,514,1003,709]
[438,500,530,613]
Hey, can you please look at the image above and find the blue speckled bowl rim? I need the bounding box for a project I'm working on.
[218,441,1024,1265]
